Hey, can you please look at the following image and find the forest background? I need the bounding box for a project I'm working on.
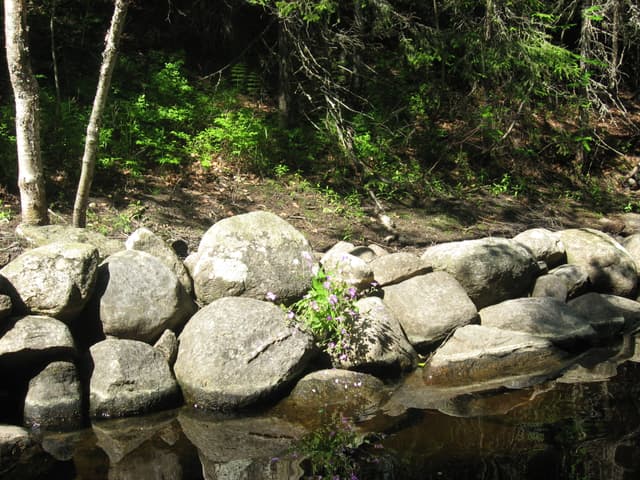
[0,0,639,258]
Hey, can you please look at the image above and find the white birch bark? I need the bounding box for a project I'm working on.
[73,0,129,227]
[4,0,49,225]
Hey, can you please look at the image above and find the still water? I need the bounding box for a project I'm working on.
[12,335,640,480]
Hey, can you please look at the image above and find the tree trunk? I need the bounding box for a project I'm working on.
[73,0,129,227]
[608,0,621,92]
[277,20,293,128]
[574,0,594,173]
[4,0,49,225]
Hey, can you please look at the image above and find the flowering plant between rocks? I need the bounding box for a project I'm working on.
[268,266,361,363]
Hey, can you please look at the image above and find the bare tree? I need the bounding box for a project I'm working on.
[73,0,129,227]
[4,0,49,225]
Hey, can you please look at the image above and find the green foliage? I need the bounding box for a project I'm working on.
[97,55,280,175]
[249,0,337,23]
[624,200,640,213]
[0,200,13,222]
[230,63,262,96]
[286,266,361,362]
[491,173,526,197]
[0,105,17,184]
[189,109,270,172]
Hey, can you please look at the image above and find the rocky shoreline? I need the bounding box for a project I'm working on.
[3,211,640,474]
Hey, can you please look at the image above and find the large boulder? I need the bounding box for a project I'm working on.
[125,227,193,297]
[320,251,374,289]
[0,242,99,322]
[531,274,569,301]
[568,293,640,335]
[175,297,315,410]
[189,211,315,304]
[0,315,75,369]
[422,324,570,387]
[559,228,637,298]
[15,224,123,261]
[369,252,432,287]
[96,250,196,344]
[335,296,417,374]
[421,237,539,309]
[513,228,566,269]
[0,295,12,321]
[23,361,83,430]
[89,339,180,418]
[622,233,640,273]
[382,271,478,352]
[285,369,388,419]
[479,297,597,350]
[547,264,591,299]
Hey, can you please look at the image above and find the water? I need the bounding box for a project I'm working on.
[9,335,640,480]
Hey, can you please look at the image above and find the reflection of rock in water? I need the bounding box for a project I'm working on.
[380,360,640,479]
[178,409,306,480]
[93,410,178,464]
[108,444,182,480]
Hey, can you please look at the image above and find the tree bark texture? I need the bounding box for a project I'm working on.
[73,0,129,227]
[4,0,49,225]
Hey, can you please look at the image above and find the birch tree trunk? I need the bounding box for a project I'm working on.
[4,0,49,225]
[72,0,129,227]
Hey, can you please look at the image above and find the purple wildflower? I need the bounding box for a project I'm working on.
[347,287,357,299]
[329,294,339,305]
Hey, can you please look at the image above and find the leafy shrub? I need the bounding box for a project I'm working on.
[188,109,271,172]
[0,105,17,185]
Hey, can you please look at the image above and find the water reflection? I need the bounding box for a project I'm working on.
[22,334,640,479]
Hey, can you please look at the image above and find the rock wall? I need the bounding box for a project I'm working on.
[2,211,640,435]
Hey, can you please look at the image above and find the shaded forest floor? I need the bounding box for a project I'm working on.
[1,152,639,267]
[1,96,639,266]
